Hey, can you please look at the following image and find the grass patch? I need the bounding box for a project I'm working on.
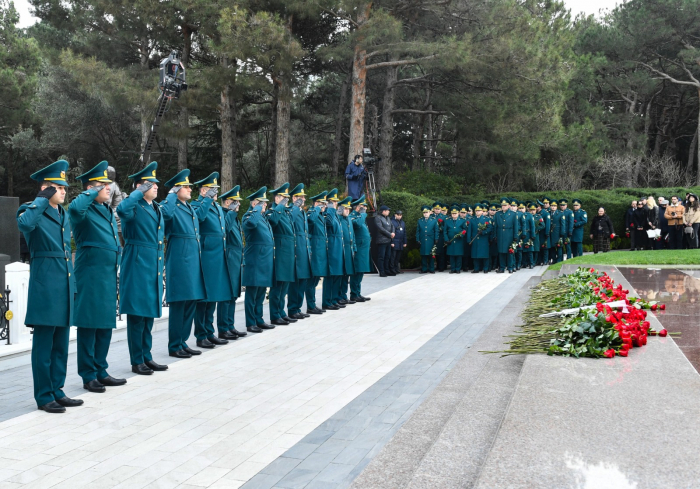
[548,249,700,271]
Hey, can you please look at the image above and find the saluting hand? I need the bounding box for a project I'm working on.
[279,197,289,207]
[37,186,57,200]
[136,181,154,194]
[91,185,106,194]
[205,188,218,199]
[169,186,182,194]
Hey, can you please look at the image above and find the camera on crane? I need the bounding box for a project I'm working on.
[362,148,382,173]
[159,50,188,99]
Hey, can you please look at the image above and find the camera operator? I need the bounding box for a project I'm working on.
[345,155,368,200]
[664,195,685,249]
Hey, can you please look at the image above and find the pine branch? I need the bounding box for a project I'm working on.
[391,109,447,115]
[367,54,438,70]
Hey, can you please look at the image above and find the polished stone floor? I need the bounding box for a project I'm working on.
[620,267,700,372]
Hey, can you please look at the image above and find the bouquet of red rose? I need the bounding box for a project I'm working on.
[508,241,518,254]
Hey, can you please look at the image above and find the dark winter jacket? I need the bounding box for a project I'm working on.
[391,218,407,247]
[375,214,395,244]
[591,214,615,237]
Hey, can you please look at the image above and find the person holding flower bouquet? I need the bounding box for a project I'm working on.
[590,206,615,253]
[559,199,575,260]
[523,202,536,268]
[469,205,492,272]
[571,199,588,257]
[416,205,439,273]
[536,199,551,266]
[444,205,468,273]
[549,200,565,264]
[529,203,542,267]
[495,198,520,273]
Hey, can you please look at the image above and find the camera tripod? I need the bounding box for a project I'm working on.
[365,170,378,212]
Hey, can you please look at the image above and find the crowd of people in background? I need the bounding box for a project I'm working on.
[624,193,700,250]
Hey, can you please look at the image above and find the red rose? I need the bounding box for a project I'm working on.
[659,329,668,337]
[626,232,630,238]
[604,349,615,358]
[651,304,657,311]
[610,233,615,239]
[642,321,650,329]
[649,330,657,336]
[660,304,666,310]
[462,230,467,235]
[618,349,629,357]
[438,219,443,223]
[590,268,595,273]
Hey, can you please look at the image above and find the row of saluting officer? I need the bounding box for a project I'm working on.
[415,197,588,273]
[18,160,373,414]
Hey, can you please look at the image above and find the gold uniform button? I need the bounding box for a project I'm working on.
[159,241,163,244]
[159,257,162,260]
[68,273,71,277]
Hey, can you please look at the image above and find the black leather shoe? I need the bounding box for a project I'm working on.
[208,336,228,345]
[496,269,504,273]
[258,323,275,330]
[314,307,326,313]
[233,329,247,337]
[271,318,289,326]
[484,270,489,273]
[38,401,66,413]
[300,312,310,318]
[290,313,305,320]
[360,295,371,301]
[183,347,202,355]
[338,299,348,304]
[350,296,365,302]
[98,375,127,387]
[132,363,154,375]
[335,303,346,308]
[471,270,479,273]
[169,349,192,358]
[247,325,263,333]
[429,271,435,274]
[419,270,427,274]
[196,339,215,349]
[379,273,387,277]
[509,270,514,274]
[56,396,84,407]
[282,316,298,323]
[84,379,106,393]
[219,331,237,340]
[307,308,323,315]
[325,305,340,310]
[145,360,168,371]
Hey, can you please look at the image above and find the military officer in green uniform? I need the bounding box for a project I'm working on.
[267,183,297,326]
[549,199,563,264]
[560,199,575,260]
[337,196,356,304]
[216,186,246,339]
[416,205,439,273]
[444,205,467,273]
[287,184,312,320]
[435,203,447,272]
[514,200,526,271]
[469,204,492,273]
[461,204,474,272]
[495,198,520,273]
[488,203,499,271]
[18,160,82,413]
[161,170,206,358]
[522,202,536,269]
[117,161,168,375]
[191,172,232,348]
[305,191,329,315]
[537,198,551,265]
[69,161,127,393]
[529,202,543,267]
[323,189,344,310]
[571,199,588,257]
[242,187,275,332]
[350,195,372,301]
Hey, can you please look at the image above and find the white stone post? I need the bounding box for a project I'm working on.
[5,262,32,345]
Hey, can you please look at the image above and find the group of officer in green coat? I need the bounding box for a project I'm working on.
[415,196,589,274]
[18,159,376,414]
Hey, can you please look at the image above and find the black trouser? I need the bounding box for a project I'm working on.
[669,226,684,249]
[390,247,403,273]
[634,230,647,250]
[377,243,392,275]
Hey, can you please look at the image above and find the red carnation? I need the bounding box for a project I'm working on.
[604,349,615,358]
[659,329,668,337]
[590,268,595,273]
[649,330,657,336]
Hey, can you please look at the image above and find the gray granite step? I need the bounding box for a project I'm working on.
[349,276,541,489]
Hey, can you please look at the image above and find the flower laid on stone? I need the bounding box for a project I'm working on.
[490,267,672,359]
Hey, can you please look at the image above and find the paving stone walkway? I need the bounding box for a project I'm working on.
[0,271,513,488]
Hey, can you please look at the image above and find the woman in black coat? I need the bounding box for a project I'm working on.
[589,207,615,253]
[631,201,649,250]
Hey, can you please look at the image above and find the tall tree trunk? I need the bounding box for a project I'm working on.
[269,83,279,183]
[332,69,351,177]
[377,62,398,188]
[274,81,291,187]
[687,129,696,183]
[177,26,192,171]
[696,89,700,185]
[220,56,237,190]
[411,117,422,171]
[140,35,150,154]
[347,4,372,164]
